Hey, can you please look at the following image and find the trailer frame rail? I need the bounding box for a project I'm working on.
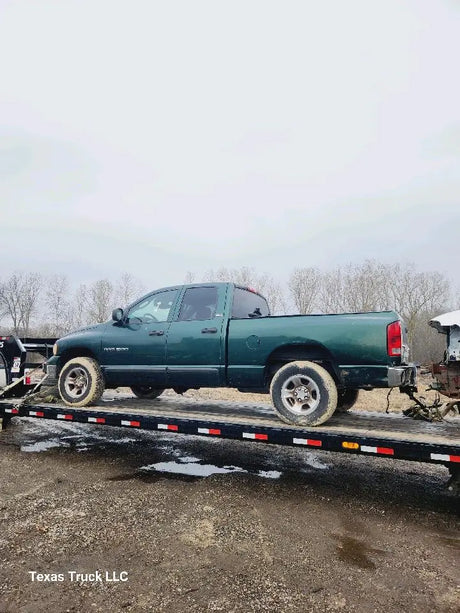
[1,400,459,468]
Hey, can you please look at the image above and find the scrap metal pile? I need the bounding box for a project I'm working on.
[402,310,460,421]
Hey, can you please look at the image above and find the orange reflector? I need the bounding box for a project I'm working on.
[342,441,359,450]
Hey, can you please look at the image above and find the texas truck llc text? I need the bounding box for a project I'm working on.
[28,571,128,583]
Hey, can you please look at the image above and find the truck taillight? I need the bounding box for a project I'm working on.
[387,321,402,357]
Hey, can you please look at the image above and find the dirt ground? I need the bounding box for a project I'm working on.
[0,384,459,613]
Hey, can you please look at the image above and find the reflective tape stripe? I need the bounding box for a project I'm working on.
[5,408,19,414]
[242,432,268,440]
[29,411,44,417]
[57,414,73,420]
[121,420,140,427]
[197,428,221,435]
[361,445,394,455]
[158,424,178,431]
[293,438,322,447]
[88,417,106,424]
[431,453,460,463]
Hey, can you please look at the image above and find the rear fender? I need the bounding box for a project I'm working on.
[265,343,341,385]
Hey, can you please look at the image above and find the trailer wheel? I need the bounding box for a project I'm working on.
[270,361,338,426]
[130,386,164,399]
[336,388,359,412]
[58,357,104,407]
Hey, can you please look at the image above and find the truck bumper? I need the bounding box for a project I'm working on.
[388,365,417,388]
[339,364,417,389]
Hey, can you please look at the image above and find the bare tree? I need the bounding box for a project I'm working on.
[288,267,321,314]
[203,266,287,314]
[183,271,196,284]
[0,273,23,334]
[204,266,255,286]
[0,272,42,337]
[315,261,451,361]
[45,274,72,336]
[317,268,346,313]
[114,273,145,307]
[317,261,392,314]
[410,311,448,364]
[389,264,450,346]
[340,261,391,312]
[70,284,89,329]
[256,273,287,315]
[86,279,114,323]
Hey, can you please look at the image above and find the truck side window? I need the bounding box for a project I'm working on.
[232,288,270,319]
[178,287,218,321]
[128,289,178,323]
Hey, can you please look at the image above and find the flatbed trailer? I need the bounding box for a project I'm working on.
[1,394,459,490]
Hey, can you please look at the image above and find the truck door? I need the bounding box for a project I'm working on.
[166,286,227,387]
[101,288,179,387]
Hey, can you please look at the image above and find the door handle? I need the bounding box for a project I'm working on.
[201,327,217,333]
[149,330,164,336]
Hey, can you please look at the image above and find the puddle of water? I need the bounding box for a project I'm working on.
[140,461,246,478]
[21,440,65,453]
[139,454,282,480]
[20,432,138,454]
[334,535,385,570]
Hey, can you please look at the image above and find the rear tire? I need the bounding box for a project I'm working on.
[270,361,338,426]
[131,386,164,399]
[58,357,105,407]
[336,388,359,412]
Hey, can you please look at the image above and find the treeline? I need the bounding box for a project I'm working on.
[0,261,456,364]
[0,272,145,338]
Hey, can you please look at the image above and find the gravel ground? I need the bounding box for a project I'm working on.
[0,387,459,613]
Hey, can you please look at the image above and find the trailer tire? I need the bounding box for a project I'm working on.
[130,386,164,399]
[336,388,359,412]
[270,361,338,426]
[58,357,105,407]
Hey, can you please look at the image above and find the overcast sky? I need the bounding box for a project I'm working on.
[1,0,459,292]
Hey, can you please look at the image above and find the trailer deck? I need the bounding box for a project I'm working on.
[1,394,459,468]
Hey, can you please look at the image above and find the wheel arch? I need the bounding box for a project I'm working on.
[57,347,99,373]
[265,343,341,386]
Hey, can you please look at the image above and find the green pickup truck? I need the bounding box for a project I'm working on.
[46,283,416,426]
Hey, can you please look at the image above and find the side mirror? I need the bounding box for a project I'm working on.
[112,308,124,322]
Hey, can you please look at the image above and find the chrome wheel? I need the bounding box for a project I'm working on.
[280,374,320,415]
[64,366,89,399]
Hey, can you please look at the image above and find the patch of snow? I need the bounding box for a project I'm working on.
[257,470,282,479]
[303,451,329,470]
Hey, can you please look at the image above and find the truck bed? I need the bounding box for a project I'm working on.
[1,394,459,466]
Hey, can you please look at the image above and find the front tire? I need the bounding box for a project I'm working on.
[270,361,338,426]
[130,386,164,399]
[58,357,105,407]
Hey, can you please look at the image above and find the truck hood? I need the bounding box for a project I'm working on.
[58,323,106,340]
